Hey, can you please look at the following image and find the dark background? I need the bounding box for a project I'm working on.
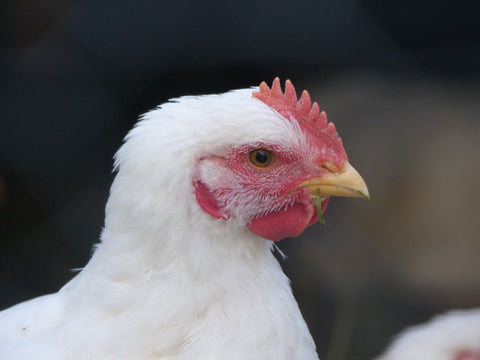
[1,1,479,359]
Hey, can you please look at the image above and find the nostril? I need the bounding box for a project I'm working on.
[320,162,338,173]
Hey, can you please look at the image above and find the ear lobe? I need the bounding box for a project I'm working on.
[194,180,230,219]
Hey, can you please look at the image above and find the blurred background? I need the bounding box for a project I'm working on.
[1,1,479,359]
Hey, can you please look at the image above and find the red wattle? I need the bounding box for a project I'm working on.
[195,177,329,241]
[247,196,324,242]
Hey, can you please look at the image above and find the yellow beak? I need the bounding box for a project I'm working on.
[298,161,369,199]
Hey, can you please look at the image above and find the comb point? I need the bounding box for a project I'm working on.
[252,81,269,102]
[298,90,311,115]
[271,77,283,97]
[309,102,320,121]
[258,81,268,91]
[327,122,337,134]
[284,79,297,103]
[319,110,328,127]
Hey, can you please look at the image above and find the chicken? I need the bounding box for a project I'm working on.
[0,78,368,359]
[376,309,480,360]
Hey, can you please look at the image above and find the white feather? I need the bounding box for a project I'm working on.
[375,309,480,360]
[0,88,318,359]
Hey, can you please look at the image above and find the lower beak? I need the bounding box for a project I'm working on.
[298,161,369,199]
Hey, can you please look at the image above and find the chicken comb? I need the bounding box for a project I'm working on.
[252,78,337,136]
[252,77,347,167]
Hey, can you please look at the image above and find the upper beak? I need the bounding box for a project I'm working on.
[298,161,370,199]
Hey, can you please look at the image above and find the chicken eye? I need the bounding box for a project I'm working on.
[249,149,273,168]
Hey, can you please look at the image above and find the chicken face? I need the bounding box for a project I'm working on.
[193,79,368,241]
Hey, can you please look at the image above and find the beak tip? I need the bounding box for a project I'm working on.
[357,189,370,200]
[297,161,370,199]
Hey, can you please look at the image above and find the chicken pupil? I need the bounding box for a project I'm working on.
[254,150,269,164]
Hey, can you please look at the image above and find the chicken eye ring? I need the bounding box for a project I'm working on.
[248,149,274,169]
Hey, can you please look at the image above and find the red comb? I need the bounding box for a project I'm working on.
[252,78,347,167]
[252,77,334,134]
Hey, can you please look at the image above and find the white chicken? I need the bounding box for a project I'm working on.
[0,78,368,359]
[376,309,480,360]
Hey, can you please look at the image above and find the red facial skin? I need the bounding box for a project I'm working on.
[194,144,333,242]
[195,80,348,241]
